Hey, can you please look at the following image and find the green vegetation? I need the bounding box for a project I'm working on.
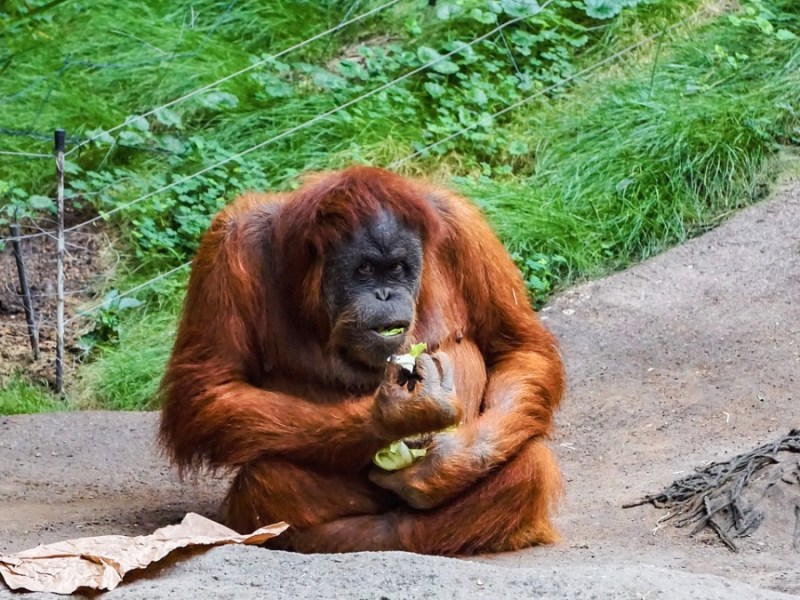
[0,0,798,411]
[469,2,800,290]
[0,374,68,414]
[73,308,176,410]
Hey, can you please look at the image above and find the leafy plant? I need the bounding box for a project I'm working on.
[0,180,55,250]
[77,290,143,355]
[584,0,644,20]
[727,0,797,38]
[68,127,271,263]
[511,247,568,307]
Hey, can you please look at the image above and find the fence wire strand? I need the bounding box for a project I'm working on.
[0,150,51,158]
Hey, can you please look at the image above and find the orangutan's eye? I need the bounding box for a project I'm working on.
[356,262,373,278]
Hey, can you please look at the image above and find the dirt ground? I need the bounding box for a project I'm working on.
[1,180,800,598]
[0,213,111,385]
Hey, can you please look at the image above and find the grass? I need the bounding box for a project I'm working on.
[1,0,698,221]
[0,1,403,181]
[1,0,798,411]
[0,374,68,415]
[72,308,178,411]
[464,4,800,288]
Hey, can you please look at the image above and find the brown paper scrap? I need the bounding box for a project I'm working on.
[0,512,288,594]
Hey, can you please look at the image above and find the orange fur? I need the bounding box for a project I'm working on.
[159,166,565,555]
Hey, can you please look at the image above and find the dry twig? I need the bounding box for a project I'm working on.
[623,429,800,552]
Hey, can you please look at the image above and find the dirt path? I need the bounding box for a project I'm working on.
[2,181,799,598]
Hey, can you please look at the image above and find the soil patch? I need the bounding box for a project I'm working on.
[0,213,112,386]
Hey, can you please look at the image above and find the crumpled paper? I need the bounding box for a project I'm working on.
[0,512,288,594]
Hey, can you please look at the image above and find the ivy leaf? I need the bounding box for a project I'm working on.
[584,0,622,19]
[447,40,478,64]
[118,297,143,310]
[470,8,497,24]
[337,59,363,79]
[313,70,347,90]
[126,115,149,132]
[118,130,145,146]
[487,0,503,13]
[508,140,529,156]
[27,195,54,210]
[198,91,239,110]
[424,81,446,98]
[435,2,459,20]
[433,60,460,75]
[63,160,82,175]
[86,128,115,145]
[565,34,589,47]
[776,28,797,41]
[261,75,294,98]
[502,0,540,18]
[418,46,460,74]
[101,289,121,309]
[755,16,773,35]
[154,107,183,129]
[418,46,441,64]
[158,134,187,154]
[470,87,488,105]
[477,112,494,128]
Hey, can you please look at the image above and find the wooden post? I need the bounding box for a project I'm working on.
[9,223,40,359]
[55,129,66,394]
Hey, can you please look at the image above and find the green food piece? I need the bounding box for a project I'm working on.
[409,342,427,358]
[373,440,427,471]
[380,327,405,337]
[388,342,427,373]
[373,421,457,471]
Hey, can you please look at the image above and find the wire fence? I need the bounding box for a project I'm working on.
[0,0,555,246]
[0,1,706,381]
[63,0,404,158]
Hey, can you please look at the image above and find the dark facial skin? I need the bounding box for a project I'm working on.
[322,210,424,371]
